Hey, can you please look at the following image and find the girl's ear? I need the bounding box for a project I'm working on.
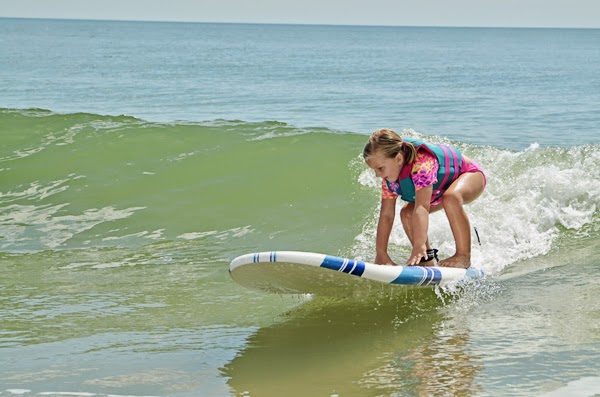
[395,151,404,165]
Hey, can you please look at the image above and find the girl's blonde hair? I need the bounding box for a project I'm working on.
[362,128,417,164]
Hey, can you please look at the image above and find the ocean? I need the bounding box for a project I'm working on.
[0,18,599,397]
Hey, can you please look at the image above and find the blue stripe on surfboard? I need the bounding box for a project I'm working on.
[351,261,365,276]
[321,256,365,277]
[391,266,442,285]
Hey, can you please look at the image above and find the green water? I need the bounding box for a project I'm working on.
[1,108,599,396]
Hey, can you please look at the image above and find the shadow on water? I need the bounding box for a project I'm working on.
[221,288,482,397]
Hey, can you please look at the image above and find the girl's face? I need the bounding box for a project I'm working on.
[366,150,404,182]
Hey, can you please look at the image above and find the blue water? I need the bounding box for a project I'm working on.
[2,18,599,149]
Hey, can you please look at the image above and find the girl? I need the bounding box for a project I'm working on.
[363,128,486,268]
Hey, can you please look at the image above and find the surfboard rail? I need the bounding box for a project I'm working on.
[230,251,483,293]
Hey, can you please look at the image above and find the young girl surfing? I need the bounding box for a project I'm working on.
[363,128,486,268]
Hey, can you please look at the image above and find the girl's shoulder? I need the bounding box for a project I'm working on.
[411,149,438,175]
[414,147,438,163]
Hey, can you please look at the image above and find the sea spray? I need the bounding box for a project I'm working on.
[353,134,599,276]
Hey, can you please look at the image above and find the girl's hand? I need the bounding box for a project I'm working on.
[407,245,428,266]
[375,252,396,266]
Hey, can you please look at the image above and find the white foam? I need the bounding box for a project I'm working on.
[177,231,218,240]
[101,229,164,243]
[92,262,124,269]
[3,391,160,397]
[60,262,94,269]
[354,142,600,276]
[0,203,146,252]
[1,111,141,161]
[177,225,253,240]
[0,177,75,202]
[38,206,146,249]
[168,151,197,162]
[249,129,311,141]
[539,376,600,396]
[106,395,161,397]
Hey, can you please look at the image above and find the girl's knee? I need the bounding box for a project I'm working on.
[442,190,464,207]
[400,203,414,221]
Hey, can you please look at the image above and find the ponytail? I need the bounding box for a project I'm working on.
[363,128,416,165]
[400,141,417,164]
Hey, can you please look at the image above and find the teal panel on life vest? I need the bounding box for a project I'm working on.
[391,138,464,203]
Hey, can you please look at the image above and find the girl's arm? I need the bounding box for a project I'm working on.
[375,198,397,265]
[407,186,433,265]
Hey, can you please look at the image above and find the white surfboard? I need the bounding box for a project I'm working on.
[229,251,483,295]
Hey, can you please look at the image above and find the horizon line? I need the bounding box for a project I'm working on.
[1,16,599,30]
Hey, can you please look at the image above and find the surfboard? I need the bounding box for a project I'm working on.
[229,251,483,295]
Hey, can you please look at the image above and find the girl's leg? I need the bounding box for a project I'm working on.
[400,202,443,251]
[400,203,432,249]
[439,172,485,268]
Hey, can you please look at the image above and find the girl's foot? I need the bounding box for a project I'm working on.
[439,254,470,269]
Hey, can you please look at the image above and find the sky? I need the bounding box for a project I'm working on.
[1,0,599,28]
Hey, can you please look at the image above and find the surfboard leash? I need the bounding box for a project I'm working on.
[474,226,482,246]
